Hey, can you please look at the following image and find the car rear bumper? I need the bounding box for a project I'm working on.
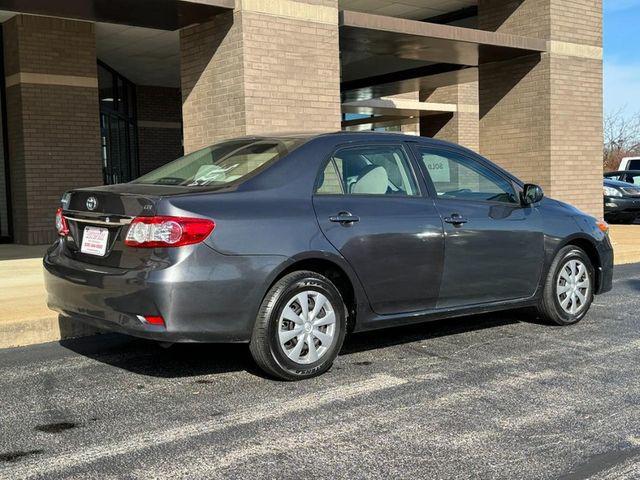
[44,240,287,343]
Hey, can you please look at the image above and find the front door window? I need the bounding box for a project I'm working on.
[419,150,518,204]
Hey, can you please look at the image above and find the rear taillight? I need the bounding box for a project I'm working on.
[125,216,215,248]
[55,207,69,236]
[137,315,166,327]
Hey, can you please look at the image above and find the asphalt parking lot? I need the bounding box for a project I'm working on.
[1,264,639,479]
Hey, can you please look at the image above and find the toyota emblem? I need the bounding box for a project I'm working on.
[86,196,98,211]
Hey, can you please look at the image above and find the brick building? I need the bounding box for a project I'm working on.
[0,0,603,244]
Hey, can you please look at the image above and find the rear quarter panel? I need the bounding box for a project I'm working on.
[157,139,332,257]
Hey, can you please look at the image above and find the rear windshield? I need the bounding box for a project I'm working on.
[132,138,305,186]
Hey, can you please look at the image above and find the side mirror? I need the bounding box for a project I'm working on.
[521,183,544,205]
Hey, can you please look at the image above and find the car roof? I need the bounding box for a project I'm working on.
[320,130,457,145]
[232,131,477,156]
[605,170,640,175]
[238,130,462,147]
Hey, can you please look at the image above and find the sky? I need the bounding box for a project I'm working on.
[604,0,640,116]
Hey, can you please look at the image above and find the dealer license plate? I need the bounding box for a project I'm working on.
[80,226,109,256]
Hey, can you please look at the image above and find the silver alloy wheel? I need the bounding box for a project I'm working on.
[556,259,591,315]
[278,290,337,365]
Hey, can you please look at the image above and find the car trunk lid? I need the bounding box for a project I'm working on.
[61,185,197,268]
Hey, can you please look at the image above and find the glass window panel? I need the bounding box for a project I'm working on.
[116,77,124,113]
[118,119,128,181]
[329,145,418,196]
[628,160,640,170]
[129,123,138,179]
[316,160,343,194]
[133,139,305,187]
[98,65,114,110]
[418,148,518,204]
[127,84,136,118]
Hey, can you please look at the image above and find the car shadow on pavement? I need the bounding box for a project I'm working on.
[59,309,537,379]
[60,333,259,378]
[340,309,528,356]
[622,278,640,291]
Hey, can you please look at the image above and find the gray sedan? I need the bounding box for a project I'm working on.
[44,132,613,380]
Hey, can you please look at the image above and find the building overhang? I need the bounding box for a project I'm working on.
[340,10,547,101]
[342,97,458,117]
[0,0,234,30]
[339,10,547,65]
[342,115,422,131]
[341,64,478,102]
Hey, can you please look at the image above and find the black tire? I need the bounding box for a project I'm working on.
[619,216,637,224]
[249,270,347,381]
[606,214,635,224]
[536,246,595,326]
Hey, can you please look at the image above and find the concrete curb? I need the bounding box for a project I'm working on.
[0,316,99,350]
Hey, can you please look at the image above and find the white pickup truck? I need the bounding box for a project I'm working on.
[618,157,640,171]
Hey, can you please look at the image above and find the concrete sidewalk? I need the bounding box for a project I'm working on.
[0,245,96,349]
[608,225,640,264]
[0,225,638,349]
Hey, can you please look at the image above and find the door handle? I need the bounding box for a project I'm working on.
[329,212,360,224]
[444,213,468,226]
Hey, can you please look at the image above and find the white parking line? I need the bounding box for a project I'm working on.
[0,374,407,479]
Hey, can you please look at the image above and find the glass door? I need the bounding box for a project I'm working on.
[98,61,138,185]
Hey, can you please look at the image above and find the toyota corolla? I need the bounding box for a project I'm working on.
[44,132,613,380]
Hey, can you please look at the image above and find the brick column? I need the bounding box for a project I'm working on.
[420,82,479,152]
[389,92,420,135]
[180,0,341,153]
[3,15,102,244]
[478,0,603,218]
[136,86,183,175]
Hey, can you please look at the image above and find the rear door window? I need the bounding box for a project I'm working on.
[316,145,419,196]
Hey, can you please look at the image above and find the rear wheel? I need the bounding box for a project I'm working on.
[537,246,594,325]
[250,271,347,380]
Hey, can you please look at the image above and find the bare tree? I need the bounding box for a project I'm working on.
[604,107,640,171]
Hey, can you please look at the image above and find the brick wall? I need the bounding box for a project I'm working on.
[478,0,603,218]
[379,92,420,135]
[420,82,480,152]
[136,85,183,175]
[3,15,102,244]
[180,0,341,153]
[181,11,244,153]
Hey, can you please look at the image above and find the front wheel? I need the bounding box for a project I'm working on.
[536,246,594,325]
[250,271,347,380]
